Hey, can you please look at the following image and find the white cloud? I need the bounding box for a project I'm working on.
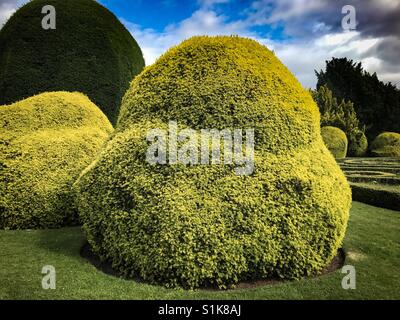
[123,0,400,89]
[197,0,231,8]
[249,0,326,25]
[270,31,400,88]
[165,9,247,36]
[315,31,359,47]
[0,4,15,26]
[0,2,17,27]
[124,6,400,89]
[0,0,28,27]
[371,0,399,10]
[1,0,399,88]
[123,8,252,66]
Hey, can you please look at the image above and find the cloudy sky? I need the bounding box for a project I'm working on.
[1,0,399,88]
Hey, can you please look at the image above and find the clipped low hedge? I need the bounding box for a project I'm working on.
[0,92,113,229]
[348,130,368,157]
[370,132,400,158]
[0,0,145,124]
[75,36,351,289]
[321,126,348,159]
[350,183,400,211]
[337,157,400,210]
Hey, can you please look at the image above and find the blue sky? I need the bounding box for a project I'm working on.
[99,0,288,40]
[1,0,399,88]
[100,0,200,31]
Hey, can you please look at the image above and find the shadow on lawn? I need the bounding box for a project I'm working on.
[80,241,346,290]
[37,226,85,259]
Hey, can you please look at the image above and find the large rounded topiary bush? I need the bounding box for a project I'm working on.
[0,92,113,229]
[348,130,368,157]
[75,36,351,289]
[370,132,400,158]
[0,0,145,124]
[321,126,348,159]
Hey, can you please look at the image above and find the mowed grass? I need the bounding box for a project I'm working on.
[0,201,399,300]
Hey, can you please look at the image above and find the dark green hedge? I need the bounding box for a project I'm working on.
[350,183,400,211]
[75,36,351,289]
[0,0,145,124]
[348,131,368,157]
[0,92,113,229]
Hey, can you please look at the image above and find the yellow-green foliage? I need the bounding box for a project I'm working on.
[0,92,113,229]
[371,132,400,158]
[321,126,348,159]
[75,36,351,289]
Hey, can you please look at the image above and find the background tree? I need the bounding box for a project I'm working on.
[315,58,400,139]
[311,85,367,156]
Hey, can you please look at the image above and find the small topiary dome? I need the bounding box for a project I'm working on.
[370,132,400,158]
[321,126,348,159]
[0,0,145,124]
[0,92,113,229]
[348,130,368,157]
[75,36,351,289]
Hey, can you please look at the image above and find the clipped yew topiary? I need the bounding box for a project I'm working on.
[75,36,351,289]
[370,132,400,158]
[0,92,113,229]
[321,126,348,159]
[0,0,145,124]
[348,130,368,157]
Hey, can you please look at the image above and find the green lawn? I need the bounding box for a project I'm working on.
[0,201,399,300]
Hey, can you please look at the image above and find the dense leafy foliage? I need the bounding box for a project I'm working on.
[321,126,348,159]
[311,85,366,156]
[316,58,400,139]
[0,92,113,229]
[370,132,400,158]
[348,131,368,157]
[0,0,145,124]
[75,36,351,289]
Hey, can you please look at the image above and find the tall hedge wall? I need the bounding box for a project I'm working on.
[0,0,145,124]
